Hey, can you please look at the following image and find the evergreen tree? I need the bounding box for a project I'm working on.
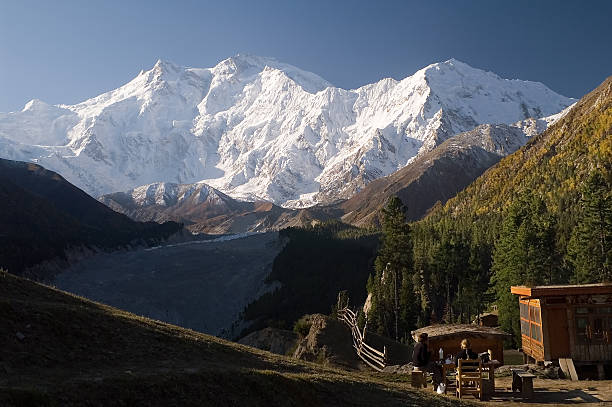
[567,170,612,283]
[492,191,559,345]
[367,197,416,340]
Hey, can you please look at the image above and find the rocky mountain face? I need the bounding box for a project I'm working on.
[0,55,573,208]
[336,109,573,226]
[98,181,338,234]
[101,107,571,232]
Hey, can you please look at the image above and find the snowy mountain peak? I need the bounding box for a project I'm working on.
[0,56,575,207]
[22,99,50,112]
[212,54,332,93]
[125,181,230,207]
[150,59,181,76]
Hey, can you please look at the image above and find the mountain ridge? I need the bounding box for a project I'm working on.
[101,107,571,232]
[0,56,573,207]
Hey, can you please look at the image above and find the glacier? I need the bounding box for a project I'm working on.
[0,55,574,207]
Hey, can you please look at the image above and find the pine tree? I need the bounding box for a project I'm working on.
[492,191,559,345]
[567,170,612,283]
[366,196,415,340]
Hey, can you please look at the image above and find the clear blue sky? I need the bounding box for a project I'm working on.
[1,0,611,112]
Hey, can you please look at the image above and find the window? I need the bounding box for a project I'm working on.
[530,323,542,342]
[592,317,605,341]
[574,306,612,344]
[530,306,541,324]
[520,302,529,319]
[576,317,588,344]
[521,319,530,336]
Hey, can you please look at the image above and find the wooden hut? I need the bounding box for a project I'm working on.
[474,312,499,327]
[511,284,612,375]
[411,324,511,364]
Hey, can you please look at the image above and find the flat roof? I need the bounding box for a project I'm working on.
[411,324,511,339]
[511,283,612,297]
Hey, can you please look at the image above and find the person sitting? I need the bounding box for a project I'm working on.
[412,332,442,390]
[453,338,478,365]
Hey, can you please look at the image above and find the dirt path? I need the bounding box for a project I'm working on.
[479,377,612,406]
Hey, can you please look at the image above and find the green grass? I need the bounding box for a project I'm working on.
[0,271,475,406]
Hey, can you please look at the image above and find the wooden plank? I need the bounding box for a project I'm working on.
[558,358,570,379]
[559,358,579,380]
[512,284,612,298]
[567,358,579,381]
[361,341,385,357]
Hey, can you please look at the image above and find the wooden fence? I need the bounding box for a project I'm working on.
[337,307,387,371]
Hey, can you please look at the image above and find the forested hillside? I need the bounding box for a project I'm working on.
[365,77,611,345]
[241,222,379,338]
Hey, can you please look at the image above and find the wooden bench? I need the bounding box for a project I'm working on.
[511,369,535,399]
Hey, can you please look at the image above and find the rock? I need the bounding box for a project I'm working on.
[383,363,414,374]
[238,328,298,356]
[542,366,561,379]
[292,314,362,370]
[15,332,25,341]
[496,363,561,379]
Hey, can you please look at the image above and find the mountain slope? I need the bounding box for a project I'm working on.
[0,159,181,277]
[101,111,567,232]
[0,271,472,406]
[433,76,611,221]
[0,56,573,207]
[337,112,567,226]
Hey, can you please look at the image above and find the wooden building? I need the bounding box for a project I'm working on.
[411,324,511,364]
[511,284,612,369]
[474,312,499,327]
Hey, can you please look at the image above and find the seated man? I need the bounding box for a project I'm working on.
[412,332,442,390]
[453,338,478,365]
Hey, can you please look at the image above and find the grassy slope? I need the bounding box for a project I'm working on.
[0,271,473,407]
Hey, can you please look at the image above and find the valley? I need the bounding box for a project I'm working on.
[54,232,284,339]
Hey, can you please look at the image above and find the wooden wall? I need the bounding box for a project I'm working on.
[566,299,612,363]
[528,294,612,363]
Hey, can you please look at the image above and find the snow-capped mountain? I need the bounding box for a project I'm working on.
[0,55,574,207]
[99,181,303,234]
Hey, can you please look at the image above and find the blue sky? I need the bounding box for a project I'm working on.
[1,0,611,112]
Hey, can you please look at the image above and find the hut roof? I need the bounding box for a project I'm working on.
[511,283,612,298]
[411,324,511,339]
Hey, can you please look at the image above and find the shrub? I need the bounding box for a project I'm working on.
[293,316,312,337]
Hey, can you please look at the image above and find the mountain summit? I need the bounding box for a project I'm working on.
[0,56,573,207]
